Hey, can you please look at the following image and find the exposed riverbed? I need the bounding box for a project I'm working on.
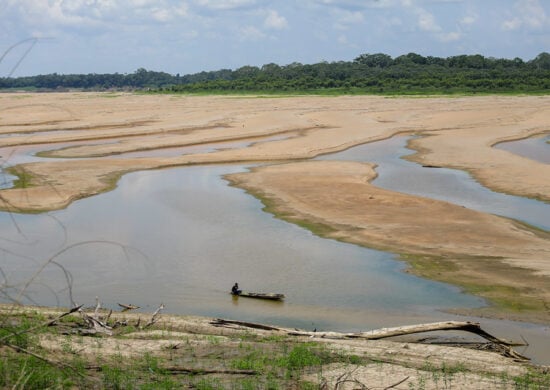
[316,136,550,231]
[2,93,550,369]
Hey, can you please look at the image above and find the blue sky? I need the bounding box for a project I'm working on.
[1,0,549,77]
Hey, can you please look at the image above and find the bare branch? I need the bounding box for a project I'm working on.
[144,303,164,328]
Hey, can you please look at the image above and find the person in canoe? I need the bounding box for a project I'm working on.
[231,283,242,296]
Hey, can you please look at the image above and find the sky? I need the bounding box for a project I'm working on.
[1,0,549,77]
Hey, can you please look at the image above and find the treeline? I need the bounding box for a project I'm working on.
[2,52,550,94]
[0,68,175,90]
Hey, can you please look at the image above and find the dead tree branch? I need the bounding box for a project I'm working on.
[144,303,164,328]
[210,319,529,361]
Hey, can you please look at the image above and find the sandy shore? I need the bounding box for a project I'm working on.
[1,304,540,388]
[0,92,549,322]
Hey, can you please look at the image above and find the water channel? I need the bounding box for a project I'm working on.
[316,135,550,231]
[494,133,550,164]
[0,136,549,362]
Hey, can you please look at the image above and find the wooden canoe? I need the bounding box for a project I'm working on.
[232,292,285,301]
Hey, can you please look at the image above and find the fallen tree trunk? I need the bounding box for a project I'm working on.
[211,319,529,361]
[210,318,282,331]
[288,321,524,347]
[351,321,522,345]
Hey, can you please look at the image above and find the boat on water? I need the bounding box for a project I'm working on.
[231,292,285,301]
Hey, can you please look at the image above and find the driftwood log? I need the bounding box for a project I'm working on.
[210,319,529,361]
[118,303,140,312]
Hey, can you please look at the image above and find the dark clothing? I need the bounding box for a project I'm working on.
[231,284,241,295]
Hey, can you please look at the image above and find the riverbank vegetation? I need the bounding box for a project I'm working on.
[1,52,550,94]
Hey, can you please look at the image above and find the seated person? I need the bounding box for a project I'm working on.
[231,283,241,295]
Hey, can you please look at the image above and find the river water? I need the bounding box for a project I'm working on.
[0,136,549,362]
[494,134,550,164]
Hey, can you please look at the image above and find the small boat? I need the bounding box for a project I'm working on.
[232,292,285,301]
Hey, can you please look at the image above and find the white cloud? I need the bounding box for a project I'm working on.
[195,0,257,10]
[239,25,266,41]
[398,2,467,47]
[14,0,98,27]
[328,7,365,31]
[264,10,288,30]
[128,0,158,7]
[502,0,549,31]
[7,0,191,30]
[174,4,190,17]
[502,18,522,31]
[415,8,441,32]
[337,9,364,24]
[151,8,172,22]
[516,0,548,29]
[311,0,398,9]
[460,14,477,26]
[438,31,461,42]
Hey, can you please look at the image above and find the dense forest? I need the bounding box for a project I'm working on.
[1,52,550,94]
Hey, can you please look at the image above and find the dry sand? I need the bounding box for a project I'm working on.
[0,92,549,322]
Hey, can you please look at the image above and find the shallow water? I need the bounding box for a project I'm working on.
[0,134,290,188]
[0,165,481,317]
[494,134,550,164]
[0,137,549,363]
[316,136,550,231]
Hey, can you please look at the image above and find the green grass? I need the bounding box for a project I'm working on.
[150,86,550,97]
[5,166,35,189]
[401,253,550,315]
[97,93,123,98]
[237,188,338,237]
[278,343,324,370]
[1,309,549,389]
[512,369,550,389]
[0,353,85,389]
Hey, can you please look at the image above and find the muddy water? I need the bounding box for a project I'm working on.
[0,165,481,316]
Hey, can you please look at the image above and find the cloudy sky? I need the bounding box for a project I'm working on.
[1,0,549,77]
